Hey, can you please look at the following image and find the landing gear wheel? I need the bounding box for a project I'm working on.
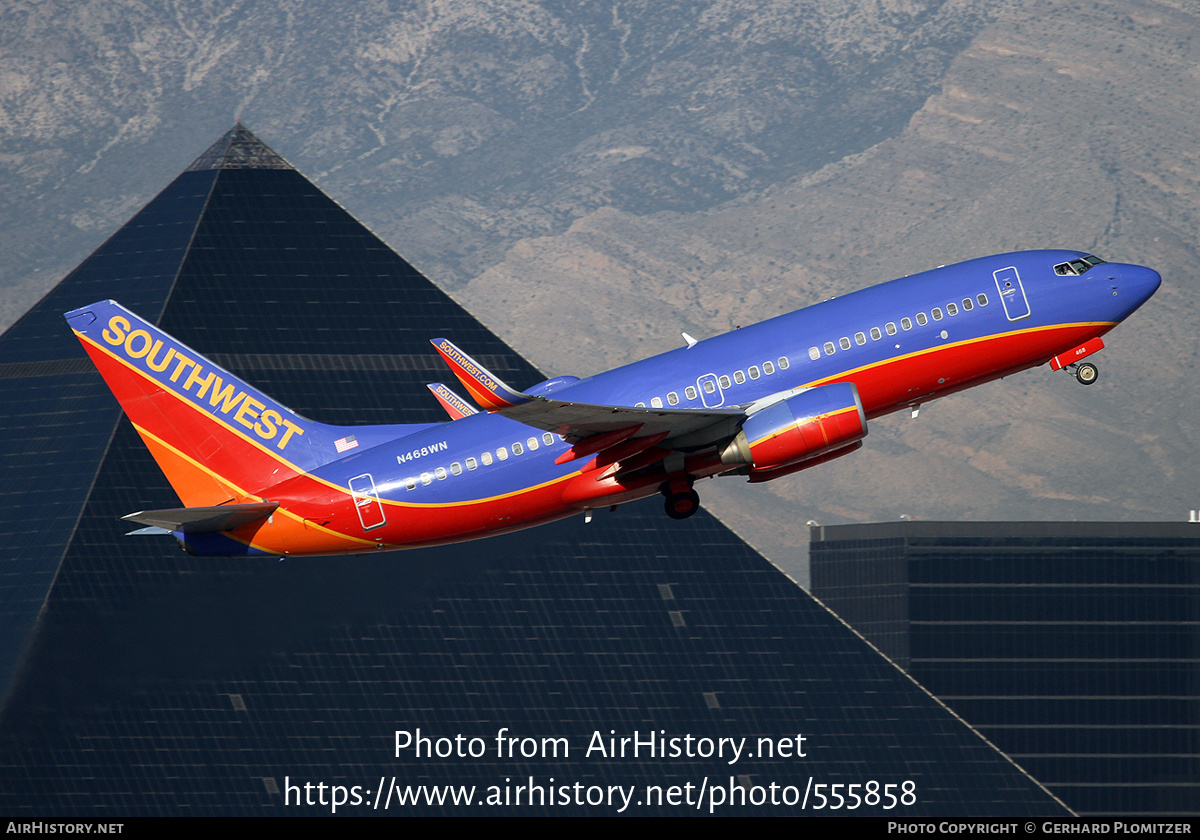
[664,489,700,520]
[1075,362,1098,385]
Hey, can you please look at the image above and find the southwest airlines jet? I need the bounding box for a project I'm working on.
[65,250,1160,557]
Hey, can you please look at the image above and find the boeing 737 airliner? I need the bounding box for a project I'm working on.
[65,249,1160,556]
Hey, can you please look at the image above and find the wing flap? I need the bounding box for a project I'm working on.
[554,424,643,464]
[499,398,744,448]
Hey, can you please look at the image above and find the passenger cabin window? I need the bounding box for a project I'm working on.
[466,457,478,471]
[870,327,881,340]
[778,357,789,370]
[947,303,958,316]
[543,433,554,446]
[839,337,851,350]
[901,317,913,330]
[703,380,716,393]
[854,332,866,345]
[809,347,820,360]
[962,298,973,311]
[749,366,760,379]
[421,472,433,486]
[977,293,988,306]
[435,467,447,480]
[405,477,417,490]
[734,370,746,384]
[667,391,679,405]
[763,361,775,375]
[527,436,538,450]
[481,451,493,466]
[886,322,897,335]
[932,308,943,321]
[823,342,835,356]
[685,386,697,400]
[496,447,509,461]
[512,442,523,456]
[451,462,462,476]
[635,401,646,407]
[651,397,663,408]
[916,312,928,326]
[718,375,731,388]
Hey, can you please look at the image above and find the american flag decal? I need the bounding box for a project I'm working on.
[334,435,358,453]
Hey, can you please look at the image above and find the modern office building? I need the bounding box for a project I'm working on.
[0,127,1068,815]
[811,521,1200,816]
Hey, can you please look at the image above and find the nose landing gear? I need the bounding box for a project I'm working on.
[1066,361,1098,385]
[1050,338,1104,385]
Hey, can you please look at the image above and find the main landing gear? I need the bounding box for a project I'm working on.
[662,477,700,520]
[1065,361,1098,385]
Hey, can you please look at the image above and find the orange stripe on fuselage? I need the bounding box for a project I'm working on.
[810,322,1112,417]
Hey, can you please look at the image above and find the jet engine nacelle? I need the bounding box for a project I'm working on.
[720,382,867,472]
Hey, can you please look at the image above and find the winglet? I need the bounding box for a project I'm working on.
[427,382,479,420]
[430,338,530,411]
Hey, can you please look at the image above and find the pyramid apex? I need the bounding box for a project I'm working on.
[186,123,292,172]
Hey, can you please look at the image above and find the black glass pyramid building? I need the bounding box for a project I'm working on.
[0,126,1069,815]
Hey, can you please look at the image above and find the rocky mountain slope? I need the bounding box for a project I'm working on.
[2,0,1195,579]
[458,0,1200,569]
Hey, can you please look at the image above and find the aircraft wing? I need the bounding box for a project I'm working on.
[431,334,746,459]
[498,397,745,448]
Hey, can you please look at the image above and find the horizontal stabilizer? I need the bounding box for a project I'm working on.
[121,502,279,533]
[430,337,530,411]
[427,382,479,420]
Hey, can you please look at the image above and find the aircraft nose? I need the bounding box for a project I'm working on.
[1104,262,1161,320]
[1118,263,1162,305]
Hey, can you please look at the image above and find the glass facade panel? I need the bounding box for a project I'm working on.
[812,521,1200,817]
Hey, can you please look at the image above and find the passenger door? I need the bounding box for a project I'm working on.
[348,473,386,531]
[993,266,1031,321]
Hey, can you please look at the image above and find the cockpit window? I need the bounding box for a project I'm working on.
[1054,255,1106,276]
